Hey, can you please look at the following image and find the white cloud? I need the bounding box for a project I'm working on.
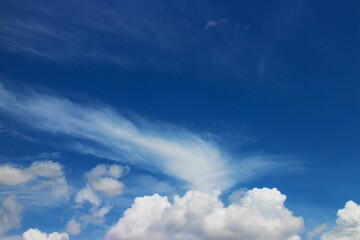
[0,82,300,191]
[0,197,22,236]
[70,195,112,234]
[308,223,327,239]
[85,164,126,197]
[79,205,112,226]
[0,166,33,186]
[0,162,69,237]
[105,187,303,240]
[75,186,101,207]
[204,18,230,29]
[22,228,69,240]
[0,161,70,205]
[90,178,124,197]
[27,161,63,178]
[65,220,81,236]
[288,236,301,240]
[321,201,360,240]
[71,164,124,233]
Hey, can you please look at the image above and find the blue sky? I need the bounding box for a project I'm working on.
[0,0,359,239]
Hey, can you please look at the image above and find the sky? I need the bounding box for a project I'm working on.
[0,0,359,239]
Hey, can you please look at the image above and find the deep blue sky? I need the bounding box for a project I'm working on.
[0,0,359,239]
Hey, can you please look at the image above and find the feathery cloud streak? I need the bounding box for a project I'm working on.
[0,82,299,190]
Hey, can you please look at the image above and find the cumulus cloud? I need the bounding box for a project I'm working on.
[0,161,70,205]
[105,187,303,240]
[0,197,22,236]
[22,228,69,240]
[0,82,300,191]
[321,200,360,240]
[85,164,126,197]
[65,220,81,236]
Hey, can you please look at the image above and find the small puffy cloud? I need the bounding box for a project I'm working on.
[69,164,123,234]
[66,220,81,236]
[321,200,360,240]
[75,187,101,207]
[0,161,70,202]
[22,228,69,240]
[86,164,126,179]
[66,203,111,236]
[0,161,63,186]
[27,161,63,178]
[85,164,126,198]
[79,204,112,226]
[204,18,230,29]
[308,223,327,239]
[106,187,303,240]
[90,178,123,197]
[0,197,22,236]
[0,166,33,186]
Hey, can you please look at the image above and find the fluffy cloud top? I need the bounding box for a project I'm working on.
[105,187,303,240]
[75,187,101,207]
[22,229,69,240]
[85,164,126,197]
[0,197,22,236]
[321,200,360,240]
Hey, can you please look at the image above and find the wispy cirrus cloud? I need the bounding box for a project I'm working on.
[307,223,327,239]
[0,0,309,83]
[0,123,35,142]
[0,82,302,191]
[0,0,201,65]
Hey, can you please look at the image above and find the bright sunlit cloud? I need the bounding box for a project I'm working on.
[105,187,303,240]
